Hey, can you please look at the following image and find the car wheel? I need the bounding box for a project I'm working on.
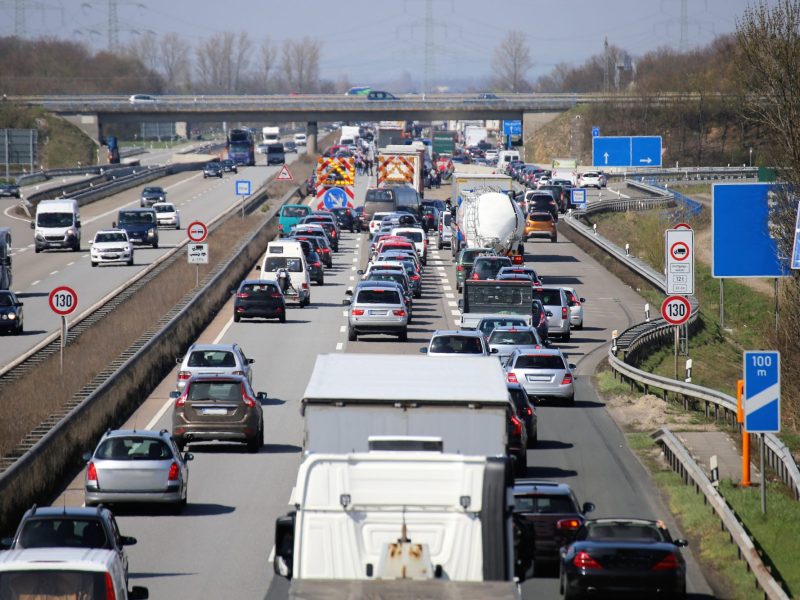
[317,277,324,286]
[152,241,159,249]
[34,247,40,253]
[398,329,408,342]
[127,256,134,266]
[551,234,557,243]
[566,394,575,405]
[279,312,287,323]
[575,322,583,330]
[91,261,97,267]
[233,313,241,323]
[14,322,23,335]
[246,434,261,454]
[348,326,357,341]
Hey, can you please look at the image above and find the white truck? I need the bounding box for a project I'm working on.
[454,189,525,261]
[301,354,512,456]
[262,127,280,144]
[340,125,360,146]
[272,448,528,599]
[551,157,578,185]
[464,125,488,148]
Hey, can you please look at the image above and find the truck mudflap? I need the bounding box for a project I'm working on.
[287,580,522,600]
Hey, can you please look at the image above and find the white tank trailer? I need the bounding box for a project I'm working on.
[456,190,525,256]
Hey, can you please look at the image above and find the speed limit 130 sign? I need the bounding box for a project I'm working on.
[661,295,691,325]
[49,285,78,316]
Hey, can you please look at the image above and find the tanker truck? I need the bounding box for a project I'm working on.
[453,190,526,262]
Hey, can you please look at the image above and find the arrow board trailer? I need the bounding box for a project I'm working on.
[273,450,520,595]
[378,145,425,195]
[301,354,513,456]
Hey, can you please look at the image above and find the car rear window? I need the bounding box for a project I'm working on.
[532,289,562,306]
[281,206,308,218]
[584,523,665,542]
[430,335,484,354]
[96,437,170,460]
[397,231,423,243]
[513,494,577,513]
[356,289,401,304]
[241,283,280,296]
[490,330,537,345]
[0,570,108,596]
[263,256,303,272]
[188,381,243,401]
[528,213,552,222]
[473,258,511,278]
[514,354,566,369]
[188,350,237,368]
[18,518,108,549]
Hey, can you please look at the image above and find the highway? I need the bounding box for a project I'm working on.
[49,174,715,599]
[0,147,306,370]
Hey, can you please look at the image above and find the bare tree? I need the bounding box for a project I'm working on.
[126,32,159,74]
[259,38,277,93]
[195,31,253,93]
[280,37,321,93]
[159,33,191,92]
[492,31,533,92]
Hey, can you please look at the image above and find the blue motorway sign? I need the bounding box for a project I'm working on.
[592,136,662,168]
[503,120,522,136]
[321,187,348,209]
[712,183,790,278]
[791,201,800,270]
[744,351,780,433]
[591,126,600,137]
[571,188,587,209]
[235,180,251,196]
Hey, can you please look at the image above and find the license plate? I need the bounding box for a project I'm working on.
[202,408,228,416]
[527,375,550,382]
[369,309,386,315]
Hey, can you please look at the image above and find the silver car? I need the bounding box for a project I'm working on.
[532,287,571,341]
[505,348,576,404]
[176,343,254,391]
[476,316,530,341]
[423,330,491,357]
[345,283,408,341]
[84,429,192,509]
[487,326,543,365]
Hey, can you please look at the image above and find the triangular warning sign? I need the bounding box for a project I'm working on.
[276,164,294,181]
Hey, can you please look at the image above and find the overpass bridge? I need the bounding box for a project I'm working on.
[15,92,691,153]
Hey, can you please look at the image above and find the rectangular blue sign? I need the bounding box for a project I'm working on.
[791,201,800,270]
[592,136,662,168]
[503,120,521,136]
[744,351,780,433]
[712,183,790,278]
[235,180,251,196]
[571,188,586,209]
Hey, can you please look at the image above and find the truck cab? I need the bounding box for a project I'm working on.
[32,199,81,253]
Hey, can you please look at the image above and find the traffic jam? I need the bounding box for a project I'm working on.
[0,124,693,600]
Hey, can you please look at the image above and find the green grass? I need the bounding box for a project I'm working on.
[595,369,632,396]
[628,435,767,600]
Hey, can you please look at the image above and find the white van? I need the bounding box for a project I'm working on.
[0,547,148,599]
[293,133,307,146]
[497,150,520,171]
[257,240,311,307]
[32,198,81,252]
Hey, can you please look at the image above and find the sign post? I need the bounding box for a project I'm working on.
[187,221,209,286]
[235,179,251,218]
[662,296,691,380]
[744,350,780,515]
[736,379,751,487]
[49,286,78,375]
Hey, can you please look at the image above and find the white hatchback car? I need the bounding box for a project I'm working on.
[152,202,181,229]
[90,229,133,267]
[579,171,602,189]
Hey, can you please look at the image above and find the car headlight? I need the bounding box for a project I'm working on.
[7,313,15,320]
[35,232,44,240]
[66,228,77,237]
[147,228,155,237]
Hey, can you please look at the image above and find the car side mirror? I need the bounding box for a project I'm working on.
[175,357,183,364]
[16,302,23,307]
[342,297,351,306]
[184,453,194,462]
[257,392,268,401]
[76,220,81,228]
[582,502,595,514]
[30,221,34,229]
[82,452,92,462]
[490,348,499,354]
[674,539,689,547]
[88,240,93,245]
[129,586,149,600]
[569,363,577,370]
[357,269,364,275]
[112,221,117,228]
[121,535,137,546]
[255,265,261,271]
[545,310,553,317]
[247,358,255,364]
[419,347,428,354]
[580,297,586,303]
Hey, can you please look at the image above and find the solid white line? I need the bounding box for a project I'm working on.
[3,205,30,223]
[145,395,174,430]
[213,316,235,344]
[335,342,344,351]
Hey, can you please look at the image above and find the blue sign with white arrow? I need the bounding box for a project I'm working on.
[591,126,600,137]
[321,187,348,209]
[744,351,780,433]
[592,136,662,168]
[503,120,522,136]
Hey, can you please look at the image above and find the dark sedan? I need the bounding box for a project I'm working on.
[0,290,23,335]
[330,207,357,233]
[233,280,286,323]
[307,250,325,285]
[508,382,537,446]
[560,518,688,599]
[221,159,239,173]
[203,162,223,178]
[0,182,20,198]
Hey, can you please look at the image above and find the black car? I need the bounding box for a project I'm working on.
[307,250,325,285]
[507,405,528,475]
[559,518,688,599]
[532,298,550,342]
[526,192,559,221]
[352,206,365,231]
[299,215,339,252]
[203,162,223,178]
[266,143,286,165]
[508,383,537,446]
[367,90,397,100]
[233,280,286,323]
[0,290,23,335]
[291,234,333,268]
[1,505,136,579]
[538,184,569,213]
[513,479,595,566]
[0,182,20,198]
[330,207,357,233]
[139,185,166,207]
[221,159,238,173]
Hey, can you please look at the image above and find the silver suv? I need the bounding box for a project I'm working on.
[346,283,409,341]
[176,343,254,391]
[532,287,570,341]
[423,330,491,357]
[505,348,576,404]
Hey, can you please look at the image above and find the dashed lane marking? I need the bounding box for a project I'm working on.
[336,342,344,351]
[31,280,39,286]
[49,270,58,275]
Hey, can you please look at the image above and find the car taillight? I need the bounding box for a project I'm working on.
[652,553,679,570]
[457,265,463,272]
[352,309,365,316]
[87,462,97,483]
[557,518,582,531]
[331,230,337,237]
[175,392,187,407]
[168,462,180,481]
[393,309,406,317]
[232,370,244,376]
[561,373,573,385]
[512,254,524,264]
[321,248,330,253]
[538,312,546,326]
[507,372,518,384]
[411,274,420,281]
[178,371,191,381]
[236,292,249,298]
[302,283,309,290]
[104,572,117,600]
[242,385,256,407]
[573,551,602,570]
[278,224,283,231]
[525,406,533,416]
[271,292,283,298]
[471,272,479,279]
[562,306,568,320]
[510,414,523,436]
[312,262,321,268]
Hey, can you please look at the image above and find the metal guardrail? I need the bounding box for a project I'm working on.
[653,428,791,599]
[606,166,757,181]
[15,162,142,187]
[564,184,800,501]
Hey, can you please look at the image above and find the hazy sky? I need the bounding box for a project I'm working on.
[0,0,775,86]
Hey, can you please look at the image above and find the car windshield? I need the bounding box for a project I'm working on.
[188,350,237,368]
[36,212,73,227]
[514,354,566,369]
[119,212,154,224]
[143,187,162,194]
[513,494,576,514]
[0,293,15,307]
[263,256,303,272]
[95,233,127,243]
[96,437,171,460]
[282,206,309,218]
[153,205,175,214]
[17,518,108,549]
[430,335,484,354]
[187,381,243,401]
[241,283,279,296]
[490,330,537,345]
[356,289,401,304]
[582,522,666,542]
